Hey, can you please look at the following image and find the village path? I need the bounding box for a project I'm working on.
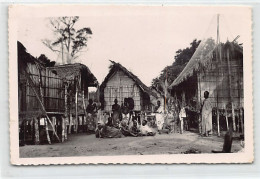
[19,131,243,158]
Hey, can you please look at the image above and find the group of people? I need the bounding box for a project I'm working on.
[86,90,213,139]
[95,98,156,138]
[153,90,213,137]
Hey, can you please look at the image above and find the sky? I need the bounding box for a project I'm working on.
[17,6,250,89]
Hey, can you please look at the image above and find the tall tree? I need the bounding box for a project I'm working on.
[42,16,92,64]
[151,39,201,95]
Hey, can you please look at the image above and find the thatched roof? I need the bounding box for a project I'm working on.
[100,60,157,98]
[169,41,243,89]
[48,63,98,87]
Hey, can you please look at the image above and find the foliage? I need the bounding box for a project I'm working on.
[37,54,56,67]
[42,16,92,64]
[151,39,201,94]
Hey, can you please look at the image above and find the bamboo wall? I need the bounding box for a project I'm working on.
[103,70,142,111]
[19,63,65,115]
[198,51,243,111]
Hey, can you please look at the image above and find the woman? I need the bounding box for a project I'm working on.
[201,91,213,136]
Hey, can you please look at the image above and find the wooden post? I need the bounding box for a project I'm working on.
[227,48,236,131]
[82,83,88,133]
[197,73,202,134]
[224,105,229,130]
[64,83,68,140]
[75,84,78,133]
[61,116,65,142]
[216,14,220,137]
[34,117,40,145]
[240,108,244,134]
[64,117,68,140]
[45,118,51,144]
[68,113,72,134]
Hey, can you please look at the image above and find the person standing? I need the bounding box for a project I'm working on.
[201,91,213,137]
[112,99,121,128]
[179,105,186,134]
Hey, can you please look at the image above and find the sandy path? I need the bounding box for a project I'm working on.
[19,132,243,158]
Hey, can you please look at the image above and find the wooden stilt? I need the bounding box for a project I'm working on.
[240,108,244,134]
[51,116,56,139]
[45,118,51,144]
[75,84,78,133]
[64,118,68,140]
[227,48,236,131]
[216,15,220,137]
[34,117,40,145]
[68,113,72,134]
[82,84,88,132]
[224,105,229,130]
[61,116,65,142]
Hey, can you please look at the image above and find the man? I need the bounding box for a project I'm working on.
[201,91,213,137]
[112,99,121,128]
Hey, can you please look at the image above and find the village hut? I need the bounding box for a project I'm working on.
[18,41,65,145]
[100,61,158,113]
[169,40,244,135]
[48,63,98,134]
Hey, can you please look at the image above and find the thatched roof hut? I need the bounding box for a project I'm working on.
[100,60,157,112]
[48,63,98,90]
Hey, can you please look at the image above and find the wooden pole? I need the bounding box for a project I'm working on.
[227,48,236,131]
[82,83,88,132]
[224,105,229,130]
[64,83,68,139]
[45,118,51,144]
[68,113,72,134]
[61,116,65,142]
[34,117,40,145]
[75,83,78,133]
[216,14,220,137]
[197,71,202,134]
[240,108,244,134]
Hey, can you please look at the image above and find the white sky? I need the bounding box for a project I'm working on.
[17,6,250,88]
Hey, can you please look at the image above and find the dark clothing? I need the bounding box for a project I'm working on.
[112,103,121,112]
[121,105,130,115]
[112,103,121,127]
[86,104,95,114]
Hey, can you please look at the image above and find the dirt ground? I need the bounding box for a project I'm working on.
[19,131,243,158]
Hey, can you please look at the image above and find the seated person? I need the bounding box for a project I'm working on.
[129,120,142,136]
[95,122,124,138]
[140,119,156,136]
[120,119,138,137]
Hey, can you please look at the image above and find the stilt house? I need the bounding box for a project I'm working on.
[169,40,244,133]
[18,41,65,144]
[49,63,98,133]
